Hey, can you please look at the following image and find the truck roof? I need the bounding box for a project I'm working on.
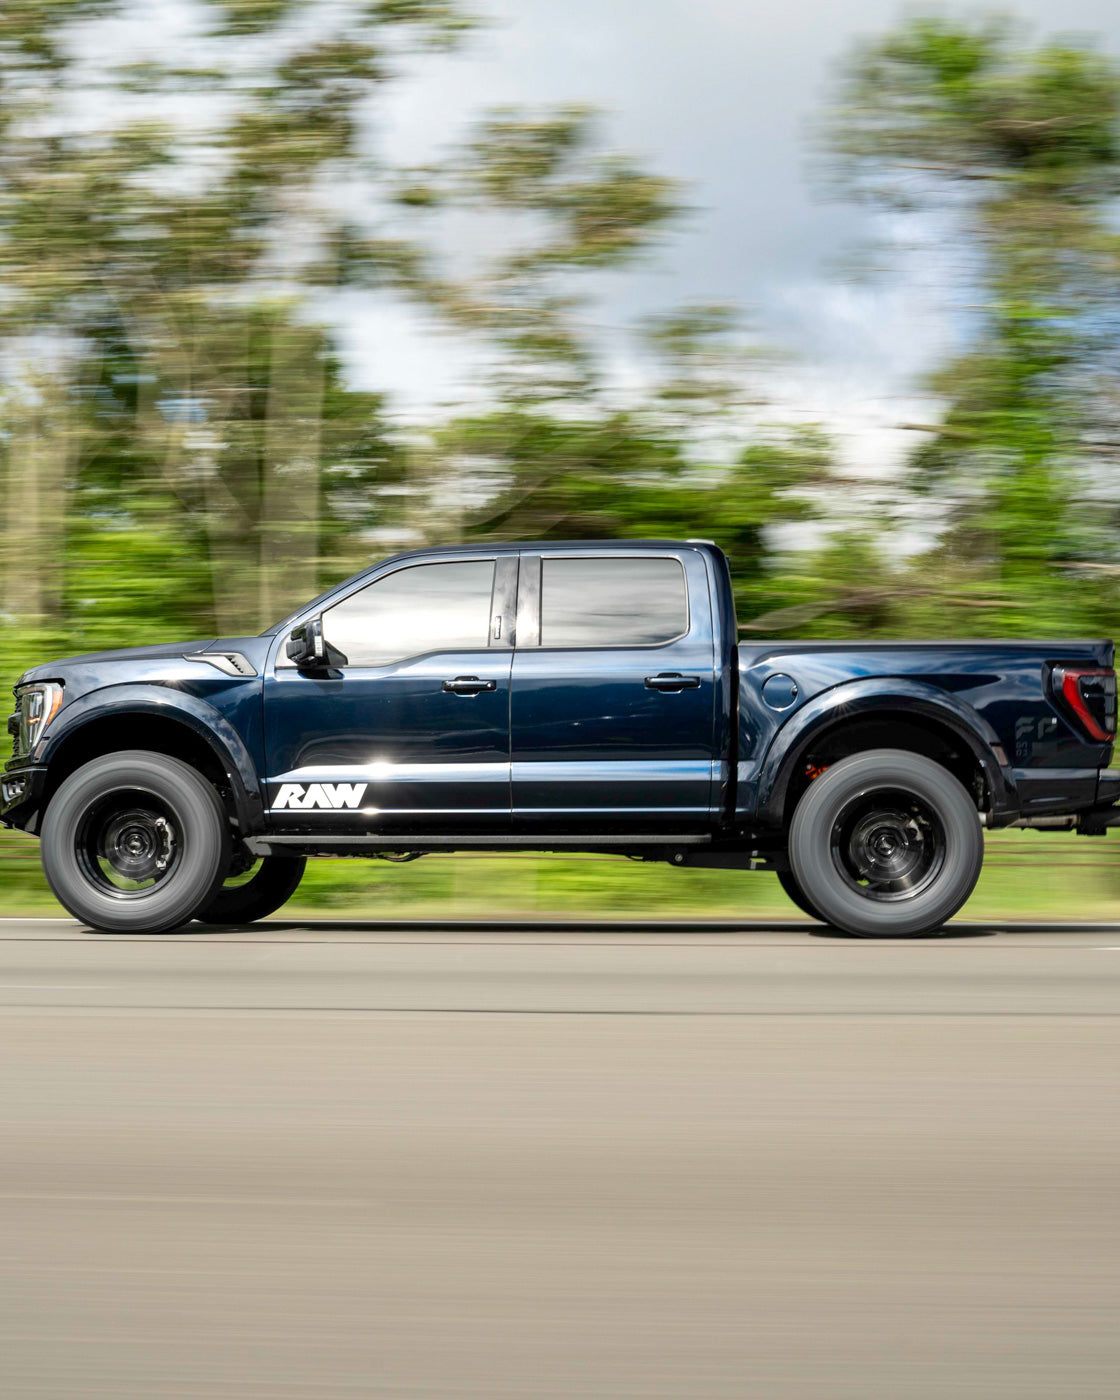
[265,540,728,635]
[372,539,723,555]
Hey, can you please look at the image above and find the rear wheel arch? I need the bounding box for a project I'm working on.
[768,706,1002,829]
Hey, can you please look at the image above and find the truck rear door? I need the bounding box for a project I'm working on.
[509,547,718,830]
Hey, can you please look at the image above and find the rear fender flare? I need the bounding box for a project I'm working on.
[754,677,1017,829]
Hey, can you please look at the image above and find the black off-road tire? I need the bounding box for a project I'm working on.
[788,749,984,938]
[195,856,307,925]
[776,869,825,922]
[41,751,229,934]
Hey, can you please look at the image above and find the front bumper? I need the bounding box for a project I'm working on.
[0,765,48,834]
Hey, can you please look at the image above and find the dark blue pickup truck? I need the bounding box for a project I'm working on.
[5,540,1120,935]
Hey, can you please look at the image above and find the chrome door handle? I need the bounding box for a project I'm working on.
[442,676,497,695]
[645,673,701,692]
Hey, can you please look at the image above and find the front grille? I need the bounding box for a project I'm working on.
[9,690,32,761]
[9,701,22,760]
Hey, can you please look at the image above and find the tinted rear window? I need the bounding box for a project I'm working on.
[540,557,689,647]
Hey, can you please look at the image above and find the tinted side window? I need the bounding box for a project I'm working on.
[324,560,495,667]
[540,557,689,647]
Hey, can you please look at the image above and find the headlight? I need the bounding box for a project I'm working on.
[16,683,64,756]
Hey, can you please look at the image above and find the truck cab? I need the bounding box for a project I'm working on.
[263,541,729,836]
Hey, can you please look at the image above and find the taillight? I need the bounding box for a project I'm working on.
[1053,667,1117,743]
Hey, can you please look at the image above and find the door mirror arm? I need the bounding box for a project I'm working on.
[286,617,346,673]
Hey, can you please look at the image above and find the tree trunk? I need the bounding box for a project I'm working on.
[259,322,325,629]
[3,375,75,626]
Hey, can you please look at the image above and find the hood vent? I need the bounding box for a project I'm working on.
[184,652,258,678]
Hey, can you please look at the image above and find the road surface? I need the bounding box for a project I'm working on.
[2,917,1120,1398]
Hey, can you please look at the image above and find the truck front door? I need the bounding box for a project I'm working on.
[264,554,515,831]
[510,548,718,830]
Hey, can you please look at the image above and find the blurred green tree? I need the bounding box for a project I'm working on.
[0,0,832,679]
[0,0,469,638]
[0,0,718,660]
[826,15,1120,636]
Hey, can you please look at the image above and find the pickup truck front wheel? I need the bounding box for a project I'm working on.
[788,749,983,937]
[41,751,229,934]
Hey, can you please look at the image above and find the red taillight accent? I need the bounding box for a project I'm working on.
[1057,668,1115,743]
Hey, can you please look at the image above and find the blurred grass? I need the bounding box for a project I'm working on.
[3,827,1120,922]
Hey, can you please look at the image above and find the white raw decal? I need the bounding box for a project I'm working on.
[273,782,368,811]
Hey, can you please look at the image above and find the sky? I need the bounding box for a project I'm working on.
[328,0,1120,473]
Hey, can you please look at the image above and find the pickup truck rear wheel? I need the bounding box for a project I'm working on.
[194,856,307,925]
[788,749,983,937]
[41,751,229,934]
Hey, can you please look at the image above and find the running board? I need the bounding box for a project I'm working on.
[1000,810,1120,834]
[1076,808,1120,836]
[247,833,714,857]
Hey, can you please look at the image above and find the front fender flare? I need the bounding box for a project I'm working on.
[753,678,1017,828]
[39,684,265,832]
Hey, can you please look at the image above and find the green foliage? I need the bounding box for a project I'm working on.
[458,106,682,274]
[833,17,1120,196]
[363,0,479,49]
[0,0,121,66]
[0,0,715,660]
[0,0,733,668]
[825,14,1120,639]
[7,2,1120,735]
[208,0,299,34]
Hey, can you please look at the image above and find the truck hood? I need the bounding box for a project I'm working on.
[18,641,216,686]
[16,636,275,688]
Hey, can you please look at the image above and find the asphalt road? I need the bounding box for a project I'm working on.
[3,917,1120,1398]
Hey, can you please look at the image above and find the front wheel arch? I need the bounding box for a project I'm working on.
[41,709,257,834]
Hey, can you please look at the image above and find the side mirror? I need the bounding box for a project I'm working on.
[286,617,327,670]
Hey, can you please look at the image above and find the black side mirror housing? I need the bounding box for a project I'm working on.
[286,617,327,670]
